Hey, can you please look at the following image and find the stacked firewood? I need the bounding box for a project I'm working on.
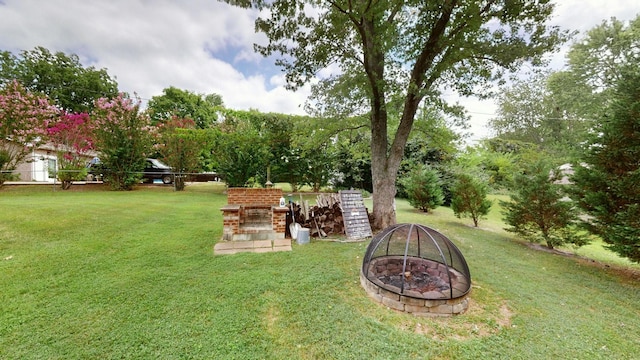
[289,194,345,238]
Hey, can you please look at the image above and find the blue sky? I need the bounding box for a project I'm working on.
[1,0,639,142]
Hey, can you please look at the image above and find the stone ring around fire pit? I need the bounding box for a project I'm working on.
[360,223,471,316]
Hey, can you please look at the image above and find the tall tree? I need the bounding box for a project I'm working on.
[214,127,270,187]
[213,108,272,186]
[558,16,640,106]
[229,0,567,229]
[47,112,95,190]
[570,69,640,263]
[91,94,152,190]
[0,81,59,185]
[301,143,335,192]
[154,117,210,191]
[0,47,118,113]
[333,129,373,192]
[546,16,640,140]
[147,87,223,128]
[490,72,552,144]
[490,70,593,160]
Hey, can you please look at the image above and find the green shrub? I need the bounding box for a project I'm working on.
[451,173,492,227]
[399,165,444,212]
[501,161,587,249]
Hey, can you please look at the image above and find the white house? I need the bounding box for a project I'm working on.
[12,142,58,182]
[9,142,95,183]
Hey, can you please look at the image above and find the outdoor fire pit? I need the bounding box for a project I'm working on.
[360,223,471,315]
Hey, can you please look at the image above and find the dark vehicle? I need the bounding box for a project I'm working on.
[86,157,105,182]
[142,158,174,184]
[190,172,221,182]
[86,157,174,184]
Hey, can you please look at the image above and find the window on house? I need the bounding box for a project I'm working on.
[48,158,57,179]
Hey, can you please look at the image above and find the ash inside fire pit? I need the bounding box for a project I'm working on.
[378,270,450,293]
[378,273,450,293]
[366,256,468,300]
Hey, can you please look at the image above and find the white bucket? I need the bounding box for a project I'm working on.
[297,228,310,245]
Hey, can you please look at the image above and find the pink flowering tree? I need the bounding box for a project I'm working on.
[91,94,151,190]
[0,80,59,185]
[47,112,95,189]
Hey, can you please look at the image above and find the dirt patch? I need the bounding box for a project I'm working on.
[497,302,513,327]
[401,297,513,341]
[526,243,574,256]
[576,258,640,283]
[265,306,279,334]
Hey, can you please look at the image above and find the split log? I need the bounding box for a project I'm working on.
[290,200,345,238]
[289,193,373,239]
[316,193,341,209]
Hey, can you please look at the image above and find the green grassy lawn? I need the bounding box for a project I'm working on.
[1,184,638,359]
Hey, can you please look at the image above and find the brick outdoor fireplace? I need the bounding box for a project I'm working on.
[217,189,290,254]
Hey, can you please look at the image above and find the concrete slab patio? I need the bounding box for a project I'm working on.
[213,238,292,255]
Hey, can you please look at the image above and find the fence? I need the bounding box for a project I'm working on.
[1,168,221,186]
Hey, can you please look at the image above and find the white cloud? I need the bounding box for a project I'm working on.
[269,74,287,88]
[1,0,639,139]
[0,0,304,115]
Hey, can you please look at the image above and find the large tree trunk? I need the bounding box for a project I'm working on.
[371,158,398,230]
[359,2,457,230]
[367,3,456,230]
[358,10,431,230]
[369,119,412,230]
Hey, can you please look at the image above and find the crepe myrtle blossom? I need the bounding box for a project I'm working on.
[47,112,95,189]
[0,80,59,184]
[0,80,58,144]
[90,93,152,190]
[47,112,94,155]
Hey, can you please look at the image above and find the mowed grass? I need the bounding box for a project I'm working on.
[0,184,639,359]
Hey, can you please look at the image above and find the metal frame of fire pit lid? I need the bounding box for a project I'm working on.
[362,223,471,299]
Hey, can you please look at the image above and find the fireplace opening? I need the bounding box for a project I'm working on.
[240,206,273,230]
[360,223,471,315]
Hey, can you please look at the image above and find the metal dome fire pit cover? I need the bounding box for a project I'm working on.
[360,223,471,315]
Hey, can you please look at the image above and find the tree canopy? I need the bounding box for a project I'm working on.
[0,80,59,185]
[560,16,640,103]
[571,69,640,263]
[490,15,640,161]
[47,112,94,190]
[229,0,568,229]
[91,94,152,190]
[146,87,223,128]
[154,117,210,191]
[0,47,118,113]
[549,14,640,130]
